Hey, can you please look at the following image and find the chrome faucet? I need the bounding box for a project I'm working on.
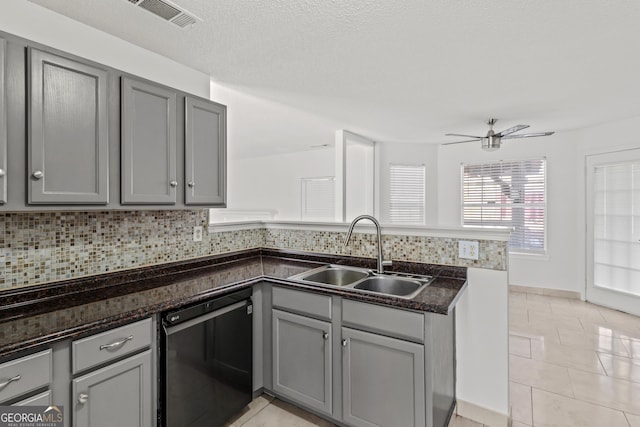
[343,215,391,274]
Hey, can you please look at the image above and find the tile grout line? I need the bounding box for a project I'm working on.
[237,397,276,427]
[530,386,632,423]
[595,351,608,378]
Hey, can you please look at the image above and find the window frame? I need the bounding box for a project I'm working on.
[460,158,547,255]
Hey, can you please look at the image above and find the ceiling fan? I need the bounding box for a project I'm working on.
[444,118,554,151]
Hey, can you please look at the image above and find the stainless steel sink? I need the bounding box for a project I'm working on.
[353,276,427,298]
[290,265,370,286]
[290,265,433,299]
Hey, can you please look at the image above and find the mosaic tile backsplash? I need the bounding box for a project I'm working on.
[0,211,264,289]
[263,229,507,271]
[0,211,507,289]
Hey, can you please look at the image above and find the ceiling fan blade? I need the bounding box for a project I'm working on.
[445,133,483,139]
[443,139,482,145]
[496,124,529,137]
[502,131,555,139]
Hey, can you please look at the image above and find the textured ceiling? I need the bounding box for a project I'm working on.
[27,0,640,156]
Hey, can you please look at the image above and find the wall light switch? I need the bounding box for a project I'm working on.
[458,240,479,260]
[193,226,203,242]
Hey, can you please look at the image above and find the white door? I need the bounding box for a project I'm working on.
[586,149,640,315]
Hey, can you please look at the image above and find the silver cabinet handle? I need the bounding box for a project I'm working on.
[32,171,44,180]
[0,375,21,389]
[342,339,348,347]
[99,335,133,351]
[323,332,329,340]
[0,169,5,177]
[169,180,178,187]
[188,181,195,188]
[78,393,89,404]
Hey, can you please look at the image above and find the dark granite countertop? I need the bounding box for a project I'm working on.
[0,249,467,359]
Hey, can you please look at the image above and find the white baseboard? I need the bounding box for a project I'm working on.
[456,399,511,427]
[509,284,581,300]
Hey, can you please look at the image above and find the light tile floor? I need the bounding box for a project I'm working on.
[228,289,640,426]
[509,289,640,427]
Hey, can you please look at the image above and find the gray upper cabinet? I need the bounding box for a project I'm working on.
[342,327,426,427]
[185,97,226,205]
[0,37,6,204]
[121,77,177,204]
[28,48,109,204]
[272,309,332,415]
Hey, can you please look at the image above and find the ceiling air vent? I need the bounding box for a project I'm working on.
[128,0,201,29]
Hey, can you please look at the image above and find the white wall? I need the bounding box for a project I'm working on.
[227,149,335,220]
[456,268,510,425]
[377,142,438,224]
[0,0,210,97]
[437,134,580,292]
[438,117,640,297]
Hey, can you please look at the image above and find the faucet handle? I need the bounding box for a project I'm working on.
[382,260,393,267]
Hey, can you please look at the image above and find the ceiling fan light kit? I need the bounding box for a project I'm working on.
[481,135,500,151]
[445,118,554,151]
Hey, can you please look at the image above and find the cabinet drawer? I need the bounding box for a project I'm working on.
[13,390,51,406]
[342,299,424,343]
[272,286,332,321]
[72,318,152,374]
[0,349,52,403]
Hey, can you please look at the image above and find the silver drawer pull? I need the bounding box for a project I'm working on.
[342,339,348,347]
[322,332,329,340]
[32,171,44,180]
[169,180,178,187]
[0,375,21,390]
[0,169,5,177]
[99,335,133,351]
[78,393,89,404]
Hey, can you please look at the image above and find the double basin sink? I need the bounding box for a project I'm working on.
[289,265,433,299]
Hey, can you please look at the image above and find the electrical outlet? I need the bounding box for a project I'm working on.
[193,226,203,242]
[458,240,479,260]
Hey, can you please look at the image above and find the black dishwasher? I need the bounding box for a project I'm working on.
[160,288,253,427]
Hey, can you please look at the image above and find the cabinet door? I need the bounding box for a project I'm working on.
[342,327,425,427]
[272,309,332,415]
[185,97,226,205]
[28,48,109,204]
[121,77,176,204]
[0,37,6,204]
[72,350,152,427]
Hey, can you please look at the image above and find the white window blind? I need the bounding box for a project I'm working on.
[389,164,426,224]
[301,177,335,221]
[462,159,546,253]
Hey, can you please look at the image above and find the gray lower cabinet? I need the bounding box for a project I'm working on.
[0,349,52,405]
[272,309,332,415]
[121,77,177,204]
[27,48,109,204]
[72,349,152,427]
[0,37,6,204]
[341,327,425,427]
[184,97,226,205]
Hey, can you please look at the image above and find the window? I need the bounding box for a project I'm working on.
[301,176,335,221]
[462,159,546,253]
[389,164,426,224]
